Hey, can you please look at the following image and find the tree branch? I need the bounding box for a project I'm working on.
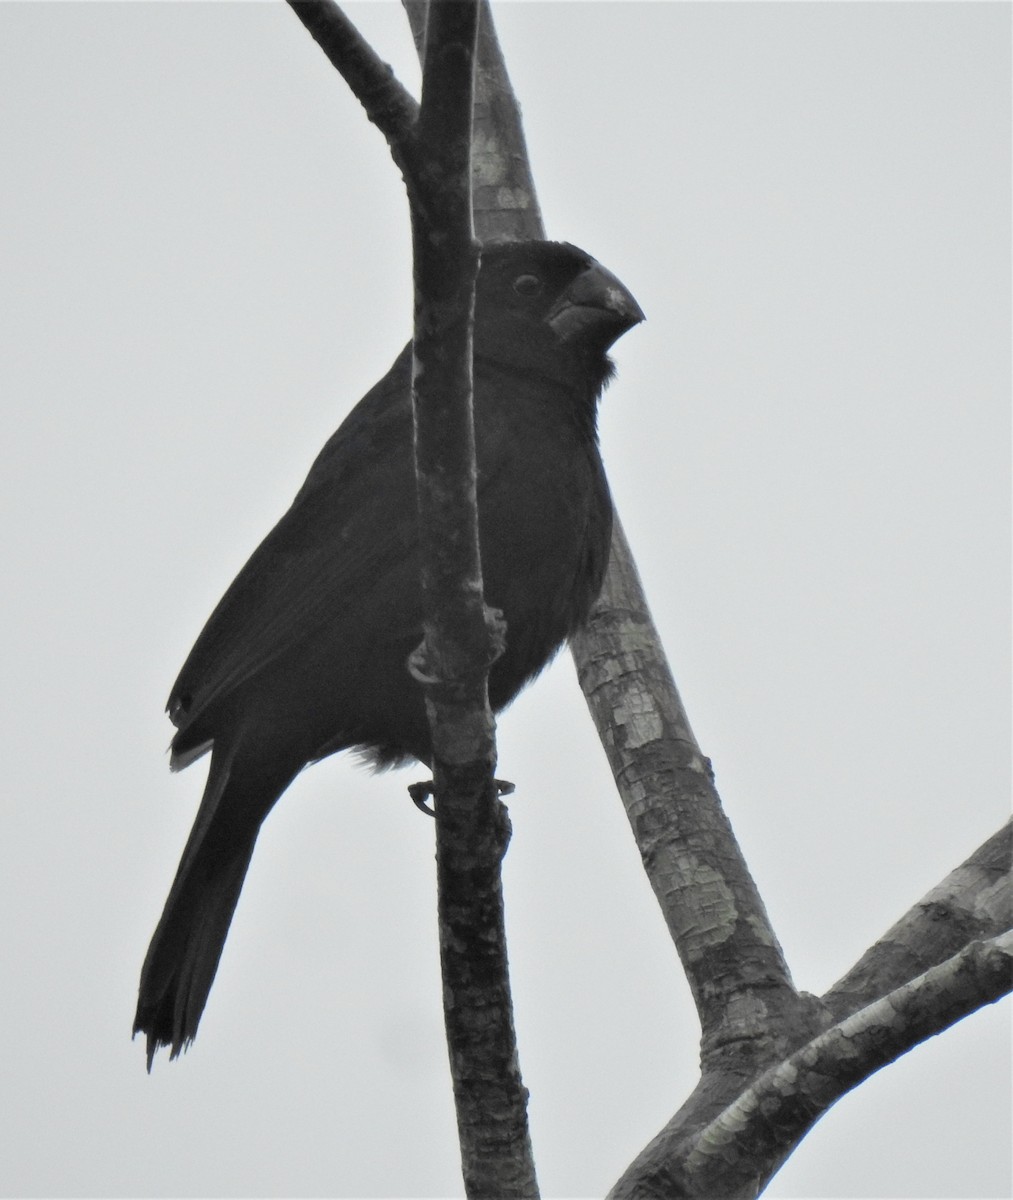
[572,516,806,1070]
[610,934,1012,1200]
[607,823,1012,1198]
[408,7,537,1193]
[403,0,545,244]
[286,0,418,152]
[287,3,537,1195]
[824,819,1012,1018]
[679,933,1013,1199]
[470,2,544,241]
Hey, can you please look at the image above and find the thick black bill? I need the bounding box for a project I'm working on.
[546,260,645,348]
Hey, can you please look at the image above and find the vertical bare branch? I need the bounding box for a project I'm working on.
[408,4,538,1193]
[286,4,537,1194]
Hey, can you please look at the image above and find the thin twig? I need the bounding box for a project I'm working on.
[286,0,418,149]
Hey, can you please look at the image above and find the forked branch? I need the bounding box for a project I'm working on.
[679,933,1012,1200]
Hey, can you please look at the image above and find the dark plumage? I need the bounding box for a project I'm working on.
[134,240,643,1067]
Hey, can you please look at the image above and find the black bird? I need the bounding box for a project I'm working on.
[134,240,643,1067]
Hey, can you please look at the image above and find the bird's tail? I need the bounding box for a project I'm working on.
[133,738,291,1070]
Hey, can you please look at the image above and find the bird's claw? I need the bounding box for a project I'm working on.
[408,780,436,817]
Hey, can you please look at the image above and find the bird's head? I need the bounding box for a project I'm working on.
[473,240,644,390]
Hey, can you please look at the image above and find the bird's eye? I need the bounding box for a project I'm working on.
[512,273,543,297]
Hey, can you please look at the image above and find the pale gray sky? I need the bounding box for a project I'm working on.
[1,3,1009,1198]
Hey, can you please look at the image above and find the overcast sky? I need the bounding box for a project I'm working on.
[1,3,1009,1198]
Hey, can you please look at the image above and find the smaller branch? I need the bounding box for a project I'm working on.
[675,933,1013,1200]
[572,516,804,1070]
[825,819,1013,1019]
[286,0,418,148]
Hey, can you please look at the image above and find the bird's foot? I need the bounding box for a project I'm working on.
[406,607,507,691]
[408,776,514,817]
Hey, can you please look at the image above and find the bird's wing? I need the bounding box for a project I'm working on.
[168,348,420,737]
